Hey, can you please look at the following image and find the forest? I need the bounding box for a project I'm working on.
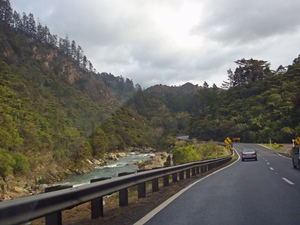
[0,0,300,183]
[189,58,300,143]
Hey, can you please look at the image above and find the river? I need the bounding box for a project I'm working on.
[56,153,154,187]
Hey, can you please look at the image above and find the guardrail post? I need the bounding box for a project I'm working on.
[196,166,200,174]
[152,178,159,192]
[90,177,111,219]
[45,185,72,225]
[172,173,178,182]
[186,169,191,178]
[192,167,196,176]
[163,175,169,187]
[202,165,206,173]
[179,171,184,180]
[118,172,133,206]
[138,182,146,198]
[119,188,128,206]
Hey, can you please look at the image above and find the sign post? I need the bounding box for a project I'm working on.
[170,153,174,166]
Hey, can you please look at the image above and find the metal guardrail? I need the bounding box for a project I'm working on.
[0,156,232,225]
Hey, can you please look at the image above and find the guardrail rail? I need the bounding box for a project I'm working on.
[0,156,232,225]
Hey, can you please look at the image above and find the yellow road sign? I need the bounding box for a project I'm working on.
[224,137,232,145]
[295,137,300,145]
[226,145,232,150]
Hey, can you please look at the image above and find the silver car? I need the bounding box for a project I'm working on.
[241,149,257,161]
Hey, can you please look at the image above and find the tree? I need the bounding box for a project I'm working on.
[21,12,29,33]
[27,13,36,36]
[203,81,209,88]
[12,152,30,175]
[221,69,235,89]
[90,128,109,157]
[48,33,58,46]
[88,60,94,72]
[275,65,287,75]
[82,55,87,70]
[59,34,71,56]
[76,45,83,66]
[12,10,21,30]
[0,148,16,178]
[0,0,13,29]
[223,58,272,88]
[71,40,76,59]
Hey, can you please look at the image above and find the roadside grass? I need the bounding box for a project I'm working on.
[263,143,294,156]
[264,143,283,150]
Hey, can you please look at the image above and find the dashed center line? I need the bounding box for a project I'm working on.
[270,167,274,171]
[282,177,295,185]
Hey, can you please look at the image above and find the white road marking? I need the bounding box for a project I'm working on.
[282,177,294,185]
[267,163,270,165]
[276,152,290,159]
[133,148,240,225]
[270,167,274,170]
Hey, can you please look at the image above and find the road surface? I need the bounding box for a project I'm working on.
[135,143,300,225]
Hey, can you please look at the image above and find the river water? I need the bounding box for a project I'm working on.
[56,153,154,187]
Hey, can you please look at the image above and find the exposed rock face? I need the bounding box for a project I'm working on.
[105,152,128,161]
[135,152,168,170]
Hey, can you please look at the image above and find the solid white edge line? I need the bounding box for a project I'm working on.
[133,149,240,225]
[258,144,291,160]
[282,177,295,185]
[276,152,291,159]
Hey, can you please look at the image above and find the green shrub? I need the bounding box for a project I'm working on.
[171,145,199,165]
[53,149,69,161]
[165,142,229,167]
[0,148,16,178]
[195,142,227,160]
[13,152,30,175]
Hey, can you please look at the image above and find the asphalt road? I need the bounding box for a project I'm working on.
[135,143,300,225]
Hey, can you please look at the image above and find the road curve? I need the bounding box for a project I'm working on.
[134,143,300,225]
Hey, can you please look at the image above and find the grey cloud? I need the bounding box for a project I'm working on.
[11,0,300,88]
[192,0,300,44]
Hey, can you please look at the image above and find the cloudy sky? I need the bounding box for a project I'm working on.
[11,0,300,88]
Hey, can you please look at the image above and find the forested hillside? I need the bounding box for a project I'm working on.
[189,58,300,143]
[0,0,144,184]
[1,0,300,195]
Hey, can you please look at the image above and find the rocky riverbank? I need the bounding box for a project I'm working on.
[133,152,168,170]
[0,149,168,201]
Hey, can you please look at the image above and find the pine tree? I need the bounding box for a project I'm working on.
[0,0,13,30]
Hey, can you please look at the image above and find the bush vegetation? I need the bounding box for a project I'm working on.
[165,142,230,166]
